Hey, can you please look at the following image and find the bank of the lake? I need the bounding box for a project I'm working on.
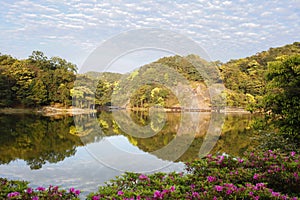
[0,106,251,117]
[0,106,97,116]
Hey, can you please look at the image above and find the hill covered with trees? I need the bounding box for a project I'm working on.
[220,42,300,110]
[1,42,299,112]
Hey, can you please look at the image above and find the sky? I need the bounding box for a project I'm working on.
[0,0,299,72]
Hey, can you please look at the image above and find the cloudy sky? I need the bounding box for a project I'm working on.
[0,0,299,71]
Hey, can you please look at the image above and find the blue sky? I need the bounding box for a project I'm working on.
[0,0,299,71]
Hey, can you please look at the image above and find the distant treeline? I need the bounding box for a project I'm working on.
[1,42,300,110]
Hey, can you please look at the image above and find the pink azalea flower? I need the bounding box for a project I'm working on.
[226,189,233,195]
[207,176,216,182]
[117,190,124,196]
[271,191,280,197]
[26,188,33,194]
[75,189,81,196]
[32,196,39,200]
[253,173,259,180]
[7,192,20,198]
[170,186,175,192]
[69,187,75,193]
[139,174,148,180]
[36,186,45,191]
[291,151,296,157]
[92,195,100,200]
[256,183,266,188]
[153,190,163,199]
[215,185,223,192]
[192,192,200,198]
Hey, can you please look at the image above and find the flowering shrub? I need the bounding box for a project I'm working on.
[0,178,80,200]
[87,150,299,199]
[2,150,299,199]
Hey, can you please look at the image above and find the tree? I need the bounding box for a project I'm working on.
[26,79,47,106]
[50,56,77,73]
[3,60,36,106]
[0,55,16,107]
[28,51,52,70]
[262,55,300,141]
[220,42,300,108]
[70,86,94,108]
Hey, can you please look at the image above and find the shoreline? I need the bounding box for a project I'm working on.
[0,106,251,115]
[0,107,97,116]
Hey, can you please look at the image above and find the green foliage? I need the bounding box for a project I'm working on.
[1,43,299,111]
[129,84,173,108]
[261,55,300,141]
[220,42,300,108]
[154,55,205,82]
[2,151,299,199]
[106,54,215,109]
[0,178,80,199]
[0,51,77,108]
[87,150,299,199]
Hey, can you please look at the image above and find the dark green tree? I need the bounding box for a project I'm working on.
[262,55,300,141]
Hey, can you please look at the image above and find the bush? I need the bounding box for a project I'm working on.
[0,179,80,200]
[88,150,299,199]
[2,150,299,199]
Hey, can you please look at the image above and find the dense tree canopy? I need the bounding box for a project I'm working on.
[220,42,300,109]
[261,55,300,141]
[1,42,299,112]
[93,55,214,109]
[0,51,77,108]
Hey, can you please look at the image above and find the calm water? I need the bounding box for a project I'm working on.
[0,111,260,196]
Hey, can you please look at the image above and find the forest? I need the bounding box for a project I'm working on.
[1,42,299,110]
[0,51,77,108]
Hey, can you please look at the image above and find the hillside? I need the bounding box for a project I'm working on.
[91,54,218,110]
[220,42,300,110]
[1,42,299,110]
[89,42,300,110]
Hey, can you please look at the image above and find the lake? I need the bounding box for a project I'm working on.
[0,111,261,196]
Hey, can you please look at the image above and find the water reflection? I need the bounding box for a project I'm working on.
[0,112,260,170]
[91,111,259,162]
[0,111,260,194]
[0,114,82,169]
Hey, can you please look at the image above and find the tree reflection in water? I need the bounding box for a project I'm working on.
[0,114,82,169]
[0,112,260,170]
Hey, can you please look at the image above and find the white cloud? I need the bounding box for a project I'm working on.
[261,11,272,16]
[222,1,232,6]
[240,23,260,28]
[0,0,298,65]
